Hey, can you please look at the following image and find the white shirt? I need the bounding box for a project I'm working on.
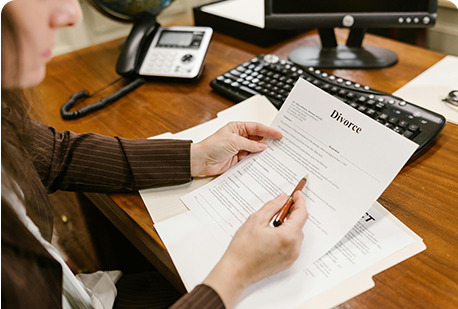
[3,169,122,309]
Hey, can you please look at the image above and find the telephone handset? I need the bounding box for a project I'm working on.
[61,15,213,120]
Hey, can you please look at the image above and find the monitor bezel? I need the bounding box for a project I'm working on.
[264,0,438,30]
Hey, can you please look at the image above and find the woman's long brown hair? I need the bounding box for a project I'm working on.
[1,5,63,307]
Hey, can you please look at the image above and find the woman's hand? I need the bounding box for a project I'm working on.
[190,122,282,177]
[203,191,308,308]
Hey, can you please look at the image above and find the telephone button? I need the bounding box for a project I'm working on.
[182,54,194,63]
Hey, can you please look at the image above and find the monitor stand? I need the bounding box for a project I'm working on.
[288,28,398,69]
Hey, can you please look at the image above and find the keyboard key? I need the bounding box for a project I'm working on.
[378,113,389,121]
[403,131,414,138]
[408,124,419,132]
[393,127,403,134]
[240,85,259,95]
[389,117,398,124]
[224,73,237,80]
[230,70,241,76]
[230,82,240,88]
[366,100,376,107]
[286,78,295,84]
[398,120,408,128]
[366,109,377,118]
[385,123,395,129]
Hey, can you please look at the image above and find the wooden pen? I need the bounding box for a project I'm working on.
[273,175,308,227]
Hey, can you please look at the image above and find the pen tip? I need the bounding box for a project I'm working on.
[303,175,308,181]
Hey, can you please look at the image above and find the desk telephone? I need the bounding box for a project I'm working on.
[61,15,212,120]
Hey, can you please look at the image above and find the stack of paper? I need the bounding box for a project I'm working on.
[140,88,426,308]
[393,55,458,125]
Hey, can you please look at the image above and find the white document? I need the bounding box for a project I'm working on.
[139,95,278,223]
[393,55,458,125]
[156,201,425,308]
[181,78,418,268]
[201,0,265,28]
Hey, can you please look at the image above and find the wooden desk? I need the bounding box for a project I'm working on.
[36,29,458,308]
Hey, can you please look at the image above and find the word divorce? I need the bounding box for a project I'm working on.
[330,110,363,134]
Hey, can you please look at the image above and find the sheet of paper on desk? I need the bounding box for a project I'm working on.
[393,55,458,125]
[156,201,425,308]
[139,95,278,223]
[201,0,265,28]
[181,78,418,268]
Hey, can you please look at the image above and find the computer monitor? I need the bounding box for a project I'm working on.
[264,0,437,69]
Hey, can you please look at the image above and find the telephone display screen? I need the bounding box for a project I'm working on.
[157,31,193,47]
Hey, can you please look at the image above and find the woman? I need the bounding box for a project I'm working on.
[1,0,308,308]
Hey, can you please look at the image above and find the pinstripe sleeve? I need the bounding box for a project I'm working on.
[27,120,192,193]
[170,285,225,309]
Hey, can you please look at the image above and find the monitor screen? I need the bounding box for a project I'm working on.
[265,0,437,30]
[271,1,431,15]
[264,0,437,69]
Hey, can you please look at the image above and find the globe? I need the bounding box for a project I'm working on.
[88,0,174,22]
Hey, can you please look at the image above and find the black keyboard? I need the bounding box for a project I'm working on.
[210,54,446,160]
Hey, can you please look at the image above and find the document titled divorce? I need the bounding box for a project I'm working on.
[181,78,418,267]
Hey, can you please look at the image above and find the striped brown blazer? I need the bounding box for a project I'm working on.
[1,120,224,309]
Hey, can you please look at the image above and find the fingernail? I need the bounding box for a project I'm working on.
[278,193,287,199]
[259,142,267,150]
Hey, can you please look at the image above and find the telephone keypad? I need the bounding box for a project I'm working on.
[143,50,196,75]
